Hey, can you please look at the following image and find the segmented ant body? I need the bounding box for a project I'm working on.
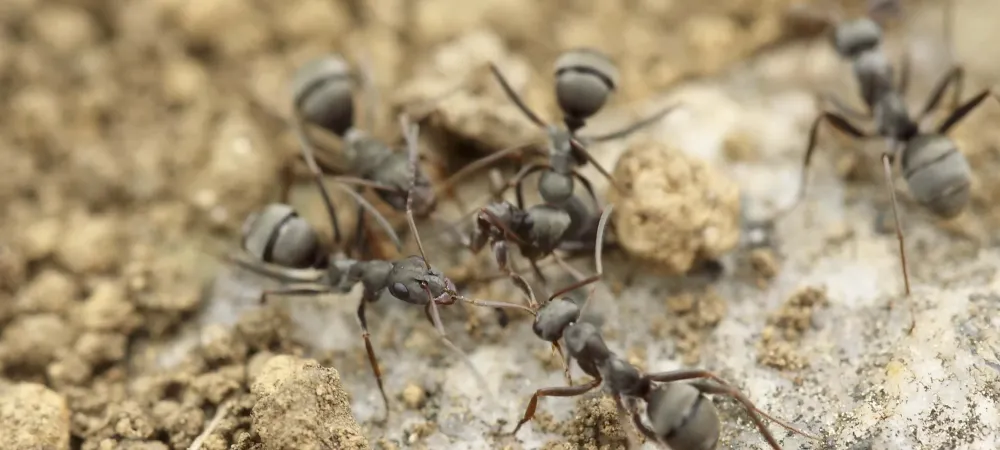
[469,196,607,288]
[231,115,533,421]
[444,49,677,212]
[767,1,997,324]
[505,211,819,449]
[285,54,439,259]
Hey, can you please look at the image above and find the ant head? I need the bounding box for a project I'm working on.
[532,297,581,342]
[832,17,882,58]
[646,383,721,448]
[387,255,449,305]
[554,49,619,122]
[292,55,356,137]
[242,203,322,269]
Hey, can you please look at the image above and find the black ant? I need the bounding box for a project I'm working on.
[229,114,534,421]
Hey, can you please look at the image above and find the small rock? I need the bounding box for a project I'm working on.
[251,355,369,450]
[75,332,128,366]
[199,324,248,366]
[15,268,79,314]
[0,243,26,292]
[20,217,63,261]
[78,281,141,333]
[401,382,426,410]
[609,139,742,274]
[55,212,123,274]
[0,382,70,449]
[0,313,76,371]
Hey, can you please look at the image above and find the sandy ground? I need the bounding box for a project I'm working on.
[2,0,1000,449]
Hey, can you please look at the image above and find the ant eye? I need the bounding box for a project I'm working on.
[389,282,409,298]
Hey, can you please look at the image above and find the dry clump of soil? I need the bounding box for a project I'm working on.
[652,288,728,365]
[548,395,633,450]
[748,248,780,289]
[609,139,742,275]
[756,286,829,371]
[0,382,71,449]
[251,354,369,450]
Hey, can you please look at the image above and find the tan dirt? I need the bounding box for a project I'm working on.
[609,139,742,275]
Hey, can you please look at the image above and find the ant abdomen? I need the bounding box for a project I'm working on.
[646,383,721,450]
[291,55,356,137]
[241,203,322,269]
[901,134,972,219]
[832,17,882,58]
[554,49,619,122]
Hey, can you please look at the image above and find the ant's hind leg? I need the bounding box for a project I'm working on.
[356,293,390,422]
[509,377,601,435]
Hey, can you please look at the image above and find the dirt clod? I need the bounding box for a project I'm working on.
[251,355,369,450]
[401,382,427,410]
[657,288,727,365]
[609,139,741,275]
[757,286,828,370]
[0,382,71,450]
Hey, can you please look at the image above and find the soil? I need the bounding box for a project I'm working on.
[3,0,1000,449]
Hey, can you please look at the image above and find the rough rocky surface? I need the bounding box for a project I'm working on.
[0,382,71,450]
[251,355,369,450]
[2,0,1000,449]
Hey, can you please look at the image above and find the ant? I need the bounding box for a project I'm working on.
[441,48,678,213]
[229,114,534,421]
[505,209,820,449]
[469,191,610,291]
[763,0,997,330]
[285,54,444,257]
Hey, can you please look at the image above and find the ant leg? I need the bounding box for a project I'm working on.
[421,285,495,402]
[612,395,643,450]
[551,340,573,385]
[513,163,551,210]
[328,181,403,252]
[488,63,547,127]
[356,49,380,133]
[881,152,915,332]
[918,66,965,122]
[352,202,369,259]
[553,253,587,283]
[223,253,323,283]
[568,137,623,193]
[936,88,998,134]
[356,293,390,421]
[278,160,296,203]
[546,206,614,302]
[493,241,539,309]
[509,377,602,435]
[762,112,875,223]
[579,103,680,143]
[897,48,912,97]
[818,92,870,120]
[529,259,549,290]
[689,380,821,450]
[435,142,539,198]
[259,284,331,304]
[292,120,344,245]
[572,170,601,208]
